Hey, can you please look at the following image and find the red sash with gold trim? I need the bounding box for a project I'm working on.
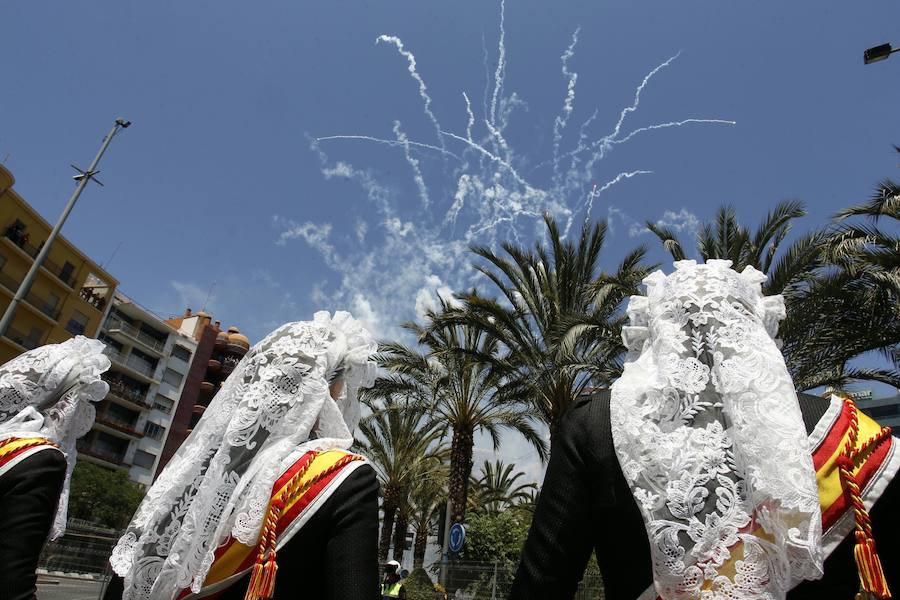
[639,396,898,600]
[0,436,60,476]
[175,449,366,600]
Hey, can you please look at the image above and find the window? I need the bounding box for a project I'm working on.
[172,345,192,363]
[59,261,75,285]
[132,450,156,469]
[24,327,44,349]
[153,395,175,415]
[162,368,183,387]
[66,310,89,336]
[143,421,165,441]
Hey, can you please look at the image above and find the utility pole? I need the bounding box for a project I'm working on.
[0,118,130,338]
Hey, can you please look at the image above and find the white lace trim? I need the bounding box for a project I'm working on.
[0,336,110,540]
[110,311,377,600]
[611,260,823,600]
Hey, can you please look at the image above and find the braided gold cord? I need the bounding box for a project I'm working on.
[244,452,363,600]
[837,399,893,600]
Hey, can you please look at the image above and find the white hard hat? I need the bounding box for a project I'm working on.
[385,560,401,569]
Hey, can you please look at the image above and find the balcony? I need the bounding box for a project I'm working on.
[2,227,78,289]
[76,441,129,467]
[221,355,240,375]
[94,413,144,439]
[0,270,61,322]
[105,315,166,354]
[4,326,46,350]
[103,347,159,382]
[79,287,107,312]
[104,376,152,409]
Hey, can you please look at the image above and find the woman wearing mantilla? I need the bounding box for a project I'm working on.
[106,311,381,600]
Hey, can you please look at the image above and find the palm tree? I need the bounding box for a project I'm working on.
[377,309,547,527]
[440,215,653,441]
[645,199,900,389]
[355,395,446,562]
[467,460,537,514]
[408,470,447,569]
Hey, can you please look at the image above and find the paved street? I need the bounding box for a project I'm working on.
[37,577,104,600]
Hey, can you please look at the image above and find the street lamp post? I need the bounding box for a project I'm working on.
[0,118,130,338]
[864,43,899,65]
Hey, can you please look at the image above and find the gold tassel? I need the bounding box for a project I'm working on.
[838,399,893,600]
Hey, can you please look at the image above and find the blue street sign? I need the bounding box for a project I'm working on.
[449,523,466,553]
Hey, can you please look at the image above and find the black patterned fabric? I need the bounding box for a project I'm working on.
[509,391,899,600]
[103,464,380,600]
[0,449,66,600]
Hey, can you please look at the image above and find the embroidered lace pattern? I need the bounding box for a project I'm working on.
[610,260,823,600]
[0,336,111,539]
[110,311,377,600]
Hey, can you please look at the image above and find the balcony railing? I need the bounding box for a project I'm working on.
[3,226,77,288]
[76,441,129,466]
[103,347,158,379]
[104,376,152,408]
[95,413,144,438]
[106,316,166,353]
[5,326,45,350]
[4,226,41,259]
[0,269,19,294]
[80,288,107,311]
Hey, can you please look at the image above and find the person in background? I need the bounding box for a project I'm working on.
[381,560,407,599]
[105,311,381,600]
[0,337,111,600]
[511,260,898,599]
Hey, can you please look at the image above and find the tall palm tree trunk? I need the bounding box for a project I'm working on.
[379,496,398,562]
[392,507,409,563]
[413,523,429,569]
[448,427,475,525]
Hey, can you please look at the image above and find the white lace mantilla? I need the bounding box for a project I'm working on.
[0,336,111,540]
[110,311,377,600]
[610,260,822,600]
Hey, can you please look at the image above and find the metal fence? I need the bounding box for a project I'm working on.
[38,521,119,577]
[432,560,605,600]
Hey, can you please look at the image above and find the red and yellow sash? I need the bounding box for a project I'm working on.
[176,449,365,600]
[0,436,60,476]
[641,396,898,600]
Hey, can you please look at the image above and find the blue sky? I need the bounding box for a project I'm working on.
[3,1,898,479]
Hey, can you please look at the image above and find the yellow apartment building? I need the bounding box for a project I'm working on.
[0,164,117,362]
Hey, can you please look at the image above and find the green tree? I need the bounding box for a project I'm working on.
[356,395,446,562]
[442,215,653,440]
[68,461,144,530]
[409,469,447,569]
[377,311,546,527]
[646,199,900,389]
[459,508,533,585]
[468,460,536,515]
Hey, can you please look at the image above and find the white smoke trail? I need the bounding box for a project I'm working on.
[582,170,653,215]
[463,92,476,142]
[393,121,431,208]
[376,35,445,147]
[489,0,507,127]
[552,28,581,187]
[316,134,460,160]
[612,118,737,146]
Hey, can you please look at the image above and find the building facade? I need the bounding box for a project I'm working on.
[76,292,198,486]
[155,309,249,476]
[0,164,117,363]
[856,390,900,429]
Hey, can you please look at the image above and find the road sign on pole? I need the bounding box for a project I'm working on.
[448,523,466,553]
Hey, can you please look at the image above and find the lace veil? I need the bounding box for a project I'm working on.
[0,335,111,539]
[610,260,823,599]
[110,311,377,600]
